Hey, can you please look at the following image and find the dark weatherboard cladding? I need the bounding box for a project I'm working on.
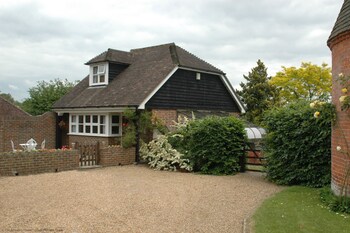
[146,69,239,112]
[109,63,129,82]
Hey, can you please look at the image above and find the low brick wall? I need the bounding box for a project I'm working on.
[100,146,135,166]
[0,149,79,176]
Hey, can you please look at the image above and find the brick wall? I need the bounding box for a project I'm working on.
[0,97,28,117]
[99,145,135,166]
[152,109,178,130]
[68,135,120,147]
[329,32,350,196]
[0,112,56,153]
[0,149,79,176]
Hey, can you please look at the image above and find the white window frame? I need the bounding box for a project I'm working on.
[89,63,109,86]
[69,113,121,137]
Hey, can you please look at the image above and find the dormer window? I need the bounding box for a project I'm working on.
[89,63,108,86]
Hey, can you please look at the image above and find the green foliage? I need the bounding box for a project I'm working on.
[0,92,21,107]
[320,187,350,214]
[253,186,350,233]
[237,59,279,124]
[263,101,334,187]
[170,116,246,175]
[270,62,332,104]
[121,109,157,148]
[140,135,192,171]
[22,78,77,115]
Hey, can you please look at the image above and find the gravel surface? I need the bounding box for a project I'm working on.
[0,165,282,233]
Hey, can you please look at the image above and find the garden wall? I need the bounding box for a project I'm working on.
[99,145,135,166]
[0,110,56,153]
[0,149,79,176]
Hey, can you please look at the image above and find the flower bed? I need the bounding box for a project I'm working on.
[0,149,79,176]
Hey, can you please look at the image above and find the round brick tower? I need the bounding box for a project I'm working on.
[328,0,350,196]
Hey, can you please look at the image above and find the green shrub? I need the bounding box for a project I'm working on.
[140,135,192,172]
[263,101,334,187]
[320,187,350,214]
[170,116,246,175]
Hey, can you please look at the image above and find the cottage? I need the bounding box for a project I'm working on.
[53,43,245,163]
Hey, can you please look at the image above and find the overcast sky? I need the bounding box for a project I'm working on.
[0,0,344,101]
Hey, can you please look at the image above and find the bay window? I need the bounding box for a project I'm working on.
[69,113,121,136]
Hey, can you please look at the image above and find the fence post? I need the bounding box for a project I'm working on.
[239,151,246,173]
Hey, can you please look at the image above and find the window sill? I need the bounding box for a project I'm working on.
[68,133,121,137]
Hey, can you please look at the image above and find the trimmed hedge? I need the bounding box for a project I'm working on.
[263,101,334,187]
[170,116,246,175]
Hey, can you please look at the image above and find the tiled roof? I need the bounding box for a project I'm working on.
[328,0,350,46]
[53,43,226,109]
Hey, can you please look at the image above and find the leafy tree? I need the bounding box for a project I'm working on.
[0,92,20,106]
[22,78,77,115]
[270,62,332,104]
[237,59,279,124]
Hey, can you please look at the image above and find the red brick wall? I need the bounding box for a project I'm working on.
[0,112,56,153]
[68,135,120,147]
[152,109,178,130]
[99,145,135,166]
[330,32,350,196]
[0,97,29,117]
[0,149,79,176]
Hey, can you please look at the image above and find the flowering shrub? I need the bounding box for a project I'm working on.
[263,100,334,187]
[140,135,192,172]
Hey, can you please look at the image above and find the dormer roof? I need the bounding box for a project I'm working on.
[328,0,350,47]
[85,48,133,65]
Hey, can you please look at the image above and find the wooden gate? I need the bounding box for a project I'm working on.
[77,142,100,167]
[245,143,266,172]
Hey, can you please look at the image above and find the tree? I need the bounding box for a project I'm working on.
[270,62,332,104]
[22,78,77,115]
[237,59,279,124]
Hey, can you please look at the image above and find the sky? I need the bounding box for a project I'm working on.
[0,0,344,101]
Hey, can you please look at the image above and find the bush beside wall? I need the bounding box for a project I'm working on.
[263,101,334,187]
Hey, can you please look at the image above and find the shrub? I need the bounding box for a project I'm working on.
[170,116,246,175]
[320,187,350,214]
[140,135,192,172]
[263,101,334,187]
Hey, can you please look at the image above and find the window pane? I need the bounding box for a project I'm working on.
[85,125,91,133]
[93,75,98,83]
[98,65,105,73]
[93,66,98,74]
[71,115,76,123]
[92,115,98,123]
[79,125,84,133]
[99,75,105,83]
[93,126,98,134]
[112,126,119,134]
[100,125,105,134]
[79,115,84,123]
[100,115,105,124]
[85,115,91,123]
[71,125,76,133]
[112,115,119,124]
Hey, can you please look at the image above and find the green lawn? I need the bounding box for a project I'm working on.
[252,186,350,233]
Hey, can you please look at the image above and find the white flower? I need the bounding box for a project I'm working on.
[310,102,315,108]
[337,146,342,151]
[339,73,344,78]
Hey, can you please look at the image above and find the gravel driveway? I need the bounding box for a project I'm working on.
[0,165,282,233]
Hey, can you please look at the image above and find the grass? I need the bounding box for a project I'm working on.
[252,186,350,233]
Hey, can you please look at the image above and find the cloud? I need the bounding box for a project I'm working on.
[8,84,19,90]
[0,0,344,101]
